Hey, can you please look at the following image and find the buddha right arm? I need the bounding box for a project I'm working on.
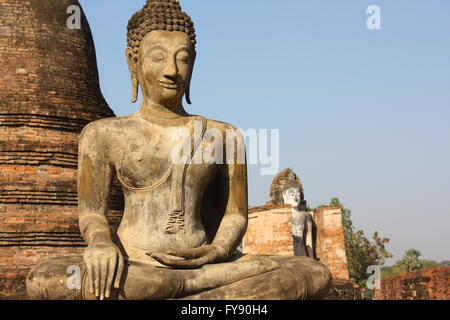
[77,123,124,300]
[306,219,315,259]
[78,122,114,245]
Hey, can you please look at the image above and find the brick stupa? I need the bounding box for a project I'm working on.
[0,0,123,299]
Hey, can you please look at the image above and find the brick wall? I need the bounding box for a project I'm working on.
[0,0,123,299]
[0,246,85,299]
[376,267,450,300]
[244,205,351,281]
[243,205,294,256]
[324,279,364,300]
[314,206,350,280]
[242,204,363,299]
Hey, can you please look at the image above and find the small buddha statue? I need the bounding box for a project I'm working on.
[26,0,331,300]
[282,184,316,259]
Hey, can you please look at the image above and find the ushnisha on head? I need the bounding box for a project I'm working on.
[126,0,197,105]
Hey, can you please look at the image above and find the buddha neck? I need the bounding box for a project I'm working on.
[290,206,300,213]
[136,99,191,122]
[287,203,307,213]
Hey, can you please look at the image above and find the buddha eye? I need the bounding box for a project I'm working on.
[152,56,165,62]
[151,52,166,62]
[177,57,189,64]
[176,50,190,65]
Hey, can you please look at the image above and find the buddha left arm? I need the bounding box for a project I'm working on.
[210,162,248,257]
[305,217,315,259]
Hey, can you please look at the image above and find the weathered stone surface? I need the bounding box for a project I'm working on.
[376,267,450,300]
[324,279,364,300]
[0,0,123,299]
[26,0,332,300]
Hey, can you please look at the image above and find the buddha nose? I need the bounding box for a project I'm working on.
[163,57,178,78]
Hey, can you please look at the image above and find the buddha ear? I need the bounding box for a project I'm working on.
[185,51,196,105]
[126,47,139,103]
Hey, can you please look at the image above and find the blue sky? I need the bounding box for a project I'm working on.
[79,0,450,264]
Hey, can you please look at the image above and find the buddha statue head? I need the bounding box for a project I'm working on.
[126,0,196,106]
[269,168,306,207]
[283,186,302,209]
[282,180,306,210]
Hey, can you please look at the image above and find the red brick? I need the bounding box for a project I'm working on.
[376,267,450,300]
[0,0,124,299]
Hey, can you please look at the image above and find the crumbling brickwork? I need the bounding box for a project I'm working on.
[243,204,364,299]
[376,267,450,300]
[0,0,123,299]
[324,279,364,300]
[314,206,350,280]
[243,205,294,256]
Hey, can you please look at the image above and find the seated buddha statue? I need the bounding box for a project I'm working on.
[26,0,332,300]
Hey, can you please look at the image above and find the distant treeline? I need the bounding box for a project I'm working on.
[382,249,449,277]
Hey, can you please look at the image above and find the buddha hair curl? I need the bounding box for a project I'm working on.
[127,0,197,104]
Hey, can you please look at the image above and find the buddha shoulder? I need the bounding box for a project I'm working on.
[204,118,245,143]
[79,115,139,146]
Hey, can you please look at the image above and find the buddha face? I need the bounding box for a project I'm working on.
[283,188,302,209]
[127,30,195,107]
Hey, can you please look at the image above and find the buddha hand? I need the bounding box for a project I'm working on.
[83,242,124,300]
[149,244,227,269]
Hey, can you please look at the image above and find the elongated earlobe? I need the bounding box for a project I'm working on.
[126,47,139,103]
[185,80,192,105]
[185,53,196,105]
[131,74,139,103]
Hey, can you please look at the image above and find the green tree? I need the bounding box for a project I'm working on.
[329,198,393,287]
[382,254,446,277]
[381,265,405,277]
[421,260,444,270]
[441,261,450,267]
[395,249,423,272]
